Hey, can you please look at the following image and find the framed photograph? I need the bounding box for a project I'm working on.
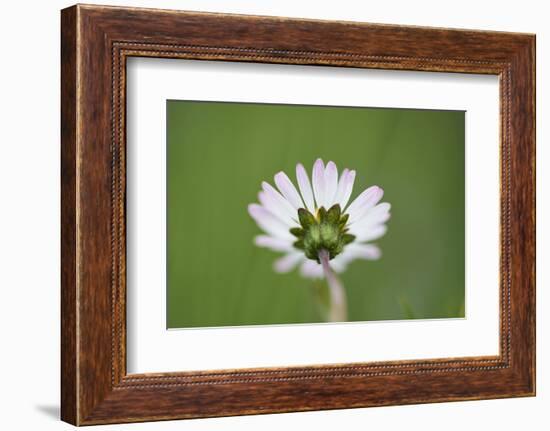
[61,4,535,425]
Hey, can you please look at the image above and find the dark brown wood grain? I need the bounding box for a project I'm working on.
[60,5,78,425]
[61,4,536,425]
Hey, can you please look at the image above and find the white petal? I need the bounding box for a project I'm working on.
[300,259,324,279]
[254,235,294,252]
[345,186,384,224]
[296,163,315,213]
[333,248,355,266]
[349,224,388,242]
[329,255,348,273]
[333,168,348,206]
[299,254,349,278]
[311,158,326,209]
[367,202,391,224]
[350,202,391,230]
[273,252,303,273]
[248,204,293,240]
[335,170,356,210]
[324,161,338,207]
[262,181,299,223]
[274,171,304,210]
[344,243,382,260]
[258,191,295,227]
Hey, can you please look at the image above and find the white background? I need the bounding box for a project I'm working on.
[127,59,500,373]
[0,0,546,430]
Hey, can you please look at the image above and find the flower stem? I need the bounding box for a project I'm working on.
[318,249,348,322]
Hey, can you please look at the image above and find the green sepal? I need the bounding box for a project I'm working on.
[342,233,356,245]
[289,227,304,237]
[338,213,349,229]
[319,223,339,249]
[317,207,328,223]
[298,208,316,228]
[293,239,305,250]
[306,224,321,243]
[326,204,341,224]
[330,242,344,259]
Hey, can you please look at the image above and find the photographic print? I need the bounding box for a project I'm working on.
[167,100,465,328]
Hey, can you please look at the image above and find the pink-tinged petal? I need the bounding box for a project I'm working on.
[262,181,298,223]
[351,202,391,229]
[258,190,295,227]
[296,163,315,213]
[324,161,338,207]
[300,260,324,279]
[273,252,303,273]
[254,235,294,252]
[274,171,304,210]
[329,256,347,273]
[311,158,326,209]
[349,224,388,242]
[345,243,382,260]
[334,169,356,210]
[369,202,391,222]
[345,186,384,224]
[248,204,293,240]
[332,248,356,266]
[333,168,349,204]
[340,170,356,209]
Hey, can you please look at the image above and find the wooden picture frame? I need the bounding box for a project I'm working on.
[61,4,535,425]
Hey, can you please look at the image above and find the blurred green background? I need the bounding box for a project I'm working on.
[167,100,465,328]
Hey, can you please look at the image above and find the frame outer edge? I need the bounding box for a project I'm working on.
[522,34,536,395]
[526,35,536,395]
[61,5,79,426]
[531,34,536,396]
[506,35,536,395]
[60,4,536,424]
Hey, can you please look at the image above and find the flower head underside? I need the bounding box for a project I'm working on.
[248,159,390,279]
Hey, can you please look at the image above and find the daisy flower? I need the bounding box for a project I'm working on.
[248,158,390,280]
